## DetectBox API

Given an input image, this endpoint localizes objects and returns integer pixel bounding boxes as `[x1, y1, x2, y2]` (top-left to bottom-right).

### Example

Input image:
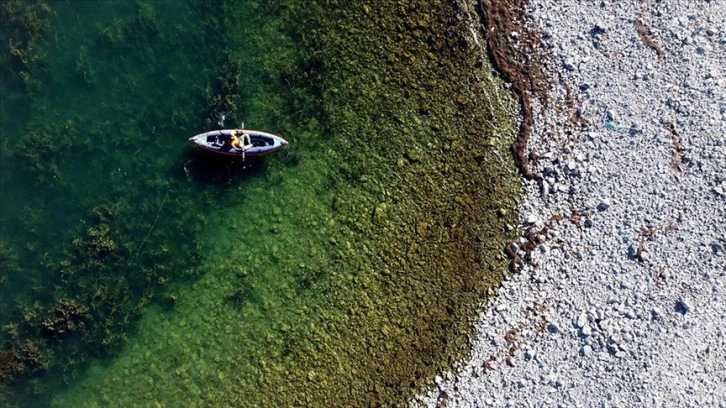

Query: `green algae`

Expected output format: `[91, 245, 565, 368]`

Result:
[2, 0, 521, 407]
[264, 1, 522, 404]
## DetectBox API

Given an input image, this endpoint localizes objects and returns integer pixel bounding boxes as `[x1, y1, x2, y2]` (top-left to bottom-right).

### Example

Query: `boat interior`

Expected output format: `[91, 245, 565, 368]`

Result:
[206, 134, 275, 148]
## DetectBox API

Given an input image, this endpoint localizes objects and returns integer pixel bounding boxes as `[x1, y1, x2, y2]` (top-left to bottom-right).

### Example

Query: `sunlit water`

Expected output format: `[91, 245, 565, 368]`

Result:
[1, 1, 521, 406]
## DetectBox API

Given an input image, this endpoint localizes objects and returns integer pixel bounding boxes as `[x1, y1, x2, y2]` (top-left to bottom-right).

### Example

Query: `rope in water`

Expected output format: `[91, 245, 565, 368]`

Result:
[132, 189, 170, 261]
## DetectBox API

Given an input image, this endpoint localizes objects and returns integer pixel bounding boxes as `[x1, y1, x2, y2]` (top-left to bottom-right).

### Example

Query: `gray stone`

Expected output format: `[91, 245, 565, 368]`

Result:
[564, 57, 576, 71]
[576, 312, 588, 328]
[598, 319, 611, 331]
[593, 21, 608, 33]
[676, 298, 693, 314]
[597, 200, 611, 211]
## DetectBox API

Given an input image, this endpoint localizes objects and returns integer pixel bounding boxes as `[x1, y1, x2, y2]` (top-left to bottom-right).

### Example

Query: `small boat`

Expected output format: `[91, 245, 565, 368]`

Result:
[188, 129, 289, 158]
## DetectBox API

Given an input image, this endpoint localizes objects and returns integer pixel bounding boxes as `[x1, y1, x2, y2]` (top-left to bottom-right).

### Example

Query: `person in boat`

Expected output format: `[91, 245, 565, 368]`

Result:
[229, 130, 253, 151]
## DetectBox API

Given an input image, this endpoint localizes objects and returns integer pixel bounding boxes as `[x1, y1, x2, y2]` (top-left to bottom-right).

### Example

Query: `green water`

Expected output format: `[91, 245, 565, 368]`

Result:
[1, 0, 521, 406]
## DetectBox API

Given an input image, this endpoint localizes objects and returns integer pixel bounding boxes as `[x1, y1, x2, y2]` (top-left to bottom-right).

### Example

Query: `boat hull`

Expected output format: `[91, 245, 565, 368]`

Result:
[188, 129, 288, 157]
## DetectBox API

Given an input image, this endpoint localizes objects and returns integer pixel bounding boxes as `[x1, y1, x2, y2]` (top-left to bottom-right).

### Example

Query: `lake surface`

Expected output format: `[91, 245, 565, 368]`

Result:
[0, 1, 520, 406]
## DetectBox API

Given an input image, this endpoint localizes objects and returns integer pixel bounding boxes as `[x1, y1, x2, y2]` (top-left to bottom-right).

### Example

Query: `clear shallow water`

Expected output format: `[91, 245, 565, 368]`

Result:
[1, 1, 521, 406]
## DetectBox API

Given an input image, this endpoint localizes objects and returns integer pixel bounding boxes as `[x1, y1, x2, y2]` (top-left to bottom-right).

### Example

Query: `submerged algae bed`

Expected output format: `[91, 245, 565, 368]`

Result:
[1, 0, 232, 402]
[1, 0, 520, 406]
[283, 1, 521, 404]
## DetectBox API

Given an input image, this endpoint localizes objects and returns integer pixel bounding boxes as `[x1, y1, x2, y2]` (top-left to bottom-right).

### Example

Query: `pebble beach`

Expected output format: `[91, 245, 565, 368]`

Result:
[416, 0, 725, 406]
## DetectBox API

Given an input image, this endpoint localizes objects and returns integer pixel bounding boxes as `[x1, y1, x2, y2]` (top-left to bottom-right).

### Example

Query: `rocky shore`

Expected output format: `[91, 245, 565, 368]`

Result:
[415, 0, 725, 406]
